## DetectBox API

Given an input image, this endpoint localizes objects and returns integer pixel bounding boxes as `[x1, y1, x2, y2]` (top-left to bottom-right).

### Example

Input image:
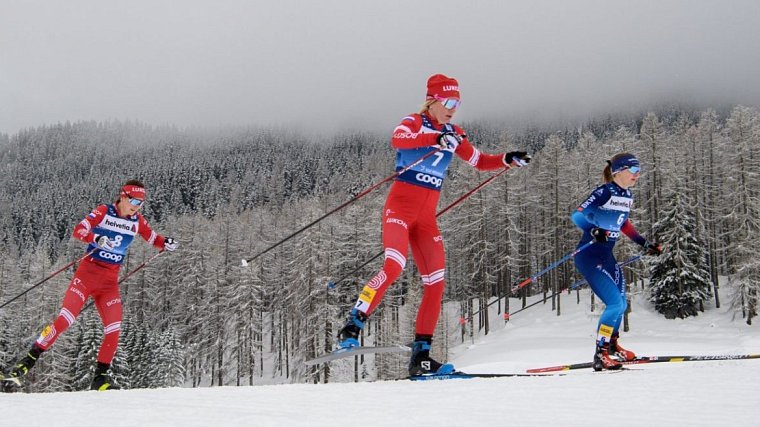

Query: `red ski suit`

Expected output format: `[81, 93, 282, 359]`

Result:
[35, 203, 167, 364]
[352, 113, 509, 335]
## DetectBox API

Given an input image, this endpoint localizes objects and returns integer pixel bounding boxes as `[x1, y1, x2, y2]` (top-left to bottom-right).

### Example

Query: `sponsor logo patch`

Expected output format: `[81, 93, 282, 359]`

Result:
[359, 287, 377, 304]
[40, 325, 53, 338]
[70, 286, 86, 302]
[602, 196, 633, 212]
[386, 217, 408, 229]
[598, 324, 614, 339]
[104, 217, 135, 232]
[99, 251, 123, 262]
[37, 325, 56, 346]
[580, 194, 597, 209]
[393, 132, 421, 139]
[415, 173, 443, 187]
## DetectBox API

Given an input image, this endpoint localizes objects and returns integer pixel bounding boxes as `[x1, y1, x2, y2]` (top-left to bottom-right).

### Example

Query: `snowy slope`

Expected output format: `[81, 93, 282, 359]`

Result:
[2, 288, 759, 427]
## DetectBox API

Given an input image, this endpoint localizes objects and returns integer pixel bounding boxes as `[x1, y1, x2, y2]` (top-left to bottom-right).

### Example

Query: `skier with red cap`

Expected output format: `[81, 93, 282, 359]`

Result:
[3, 179, 177, 390]
[337, 74, 532, 376]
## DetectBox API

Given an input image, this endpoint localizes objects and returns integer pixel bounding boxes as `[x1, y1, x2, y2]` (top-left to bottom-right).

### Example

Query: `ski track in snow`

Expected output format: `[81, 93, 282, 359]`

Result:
[2, 288, 759, 426]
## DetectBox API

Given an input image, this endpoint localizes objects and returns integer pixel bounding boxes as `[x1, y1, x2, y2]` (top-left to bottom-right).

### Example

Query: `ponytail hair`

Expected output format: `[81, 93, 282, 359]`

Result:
[603, 160, 613, 183]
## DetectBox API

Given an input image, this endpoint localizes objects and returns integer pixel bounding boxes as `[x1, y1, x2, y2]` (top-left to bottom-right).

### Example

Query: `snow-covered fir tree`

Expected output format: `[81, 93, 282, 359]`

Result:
[2, 107, 760, 390]
[648, 192, 713, 319]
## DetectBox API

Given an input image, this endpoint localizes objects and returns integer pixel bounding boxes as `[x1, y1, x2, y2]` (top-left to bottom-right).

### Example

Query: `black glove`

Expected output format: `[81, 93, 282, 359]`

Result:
[589, 227, 608, 243]
[164, 237, 178, 252]
[504, 151, 531, 167]
[643, 240, 663, 256]
[437, 132, 462, 152]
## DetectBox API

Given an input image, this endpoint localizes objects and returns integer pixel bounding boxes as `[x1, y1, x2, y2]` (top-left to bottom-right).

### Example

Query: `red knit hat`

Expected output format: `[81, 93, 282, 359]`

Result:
[426, 74, 460, 99]
[121, 185, 146, 200]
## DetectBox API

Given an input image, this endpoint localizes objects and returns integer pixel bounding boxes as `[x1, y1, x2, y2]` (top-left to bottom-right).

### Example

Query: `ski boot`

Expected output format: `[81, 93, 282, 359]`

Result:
[11, 344, 43, 381]
[337, 309, 367, 349]
[90, 362, 120, 391]
[2, 344, 44, 391]
[593, 343, 623, 371]
[610, 332, 636, 361]
[408, 336, 455, 376]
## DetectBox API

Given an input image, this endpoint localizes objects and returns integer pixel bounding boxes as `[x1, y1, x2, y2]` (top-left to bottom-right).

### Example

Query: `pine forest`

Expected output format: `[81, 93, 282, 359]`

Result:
[0, 105, 758, 391]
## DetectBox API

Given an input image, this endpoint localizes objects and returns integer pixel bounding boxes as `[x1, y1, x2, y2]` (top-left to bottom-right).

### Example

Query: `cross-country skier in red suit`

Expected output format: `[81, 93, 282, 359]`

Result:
[5, 180, 178, 390]
[338, 74, 532, 376]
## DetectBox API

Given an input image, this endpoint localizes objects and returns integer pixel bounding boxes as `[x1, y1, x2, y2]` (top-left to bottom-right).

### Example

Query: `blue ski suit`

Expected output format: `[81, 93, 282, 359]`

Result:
[571, 182, 646, 346]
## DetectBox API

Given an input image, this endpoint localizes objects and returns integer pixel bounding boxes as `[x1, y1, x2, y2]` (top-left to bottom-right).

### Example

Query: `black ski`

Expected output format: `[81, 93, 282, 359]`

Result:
[527, 353, 760, 373]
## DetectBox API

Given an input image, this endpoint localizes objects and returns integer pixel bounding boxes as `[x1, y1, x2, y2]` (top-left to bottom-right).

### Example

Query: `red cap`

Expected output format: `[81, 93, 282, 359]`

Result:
[121, 185, 146, 200]
[426, 74, 460, 99]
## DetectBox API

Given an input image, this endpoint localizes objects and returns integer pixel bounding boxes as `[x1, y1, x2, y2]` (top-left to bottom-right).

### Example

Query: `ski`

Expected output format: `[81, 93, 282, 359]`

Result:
[0, 372, 23, 392]
[1, 373, 21, 386]
[409, 371, 559, 381]
[304, 345, 411, 366]
[526, 353, 760, 373]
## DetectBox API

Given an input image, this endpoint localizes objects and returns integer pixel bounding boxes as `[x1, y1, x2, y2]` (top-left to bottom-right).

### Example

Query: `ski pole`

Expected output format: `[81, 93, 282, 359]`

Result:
[505, 254, 643, 318]
[510, 240, 594, 294]
[0, 248, 97, 310]
[565, 254, 642, 291]
[327, 166, 512, 290]
[461, 241, 595, 321]
[436, 166, 510, 217]
[118, 250, 165, 284]
[241, 149, 441, 267]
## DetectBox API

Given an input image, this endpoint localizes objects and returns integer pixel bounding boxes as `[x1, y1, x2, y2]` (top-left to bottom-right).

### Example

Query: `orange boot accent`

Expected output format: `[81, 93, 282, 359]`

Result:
[611, 333, 636, 361]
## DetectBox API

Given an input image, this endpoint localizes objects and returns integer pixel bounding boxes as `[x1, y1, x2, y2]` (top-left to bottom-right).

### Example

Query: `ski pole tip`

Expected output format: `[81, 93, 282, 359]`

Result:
[241, 259, 248, 268]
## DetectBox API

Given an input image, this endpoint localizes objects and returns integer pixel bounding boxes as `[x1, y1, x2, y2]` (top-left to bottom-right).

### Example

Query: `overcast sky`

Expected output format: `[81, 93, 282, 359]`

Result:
[1, 0, 759, 135]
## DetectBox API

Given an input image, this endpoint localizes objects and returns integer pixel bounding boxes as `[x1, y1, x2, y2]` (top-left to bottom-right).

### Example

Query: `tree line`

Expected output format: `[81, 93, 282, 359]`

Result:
[0, 105, 757, 391]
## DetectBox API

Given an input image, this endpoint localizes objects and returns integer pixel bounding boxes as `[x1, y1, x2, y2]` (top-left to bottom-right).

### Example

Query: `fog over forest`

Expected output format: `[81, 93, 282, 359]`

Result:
[2, 0, 759, 392]
[2, 1, 760, 134]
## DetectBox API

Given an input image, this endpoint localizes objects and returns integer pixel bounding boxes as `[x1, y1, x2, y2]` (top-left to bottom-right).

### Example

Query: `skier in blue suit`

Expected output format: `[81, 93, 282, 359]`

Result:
[571, 153, 662, 370]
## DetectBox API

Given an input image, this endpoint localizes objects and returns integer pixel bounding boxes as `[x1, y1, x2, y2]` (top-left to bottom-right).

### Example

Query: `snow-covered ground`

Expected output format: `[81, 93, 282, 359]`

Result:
[2, 287, 759, 427]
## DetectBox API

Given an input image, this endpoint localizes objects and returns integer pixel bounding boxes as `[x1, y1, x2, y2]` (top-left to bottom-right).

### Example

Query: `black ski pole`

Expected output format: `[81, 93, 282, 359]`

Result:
[241, 149, 440, 267]
[0, 248, 97, 310]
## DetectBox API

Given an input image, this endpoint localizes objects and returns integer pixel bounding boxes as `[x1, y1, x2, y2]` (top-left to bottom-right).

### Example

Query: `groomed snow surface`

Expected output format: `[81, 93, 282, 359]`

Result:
[2, 287, 759, 427]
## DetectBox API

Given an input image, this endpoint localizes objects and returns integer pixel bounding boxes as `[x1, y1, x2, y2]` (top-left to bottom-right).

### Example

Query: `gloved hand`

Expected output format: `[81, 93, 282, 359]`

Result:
[643, 240, 663, 256]
[436, 132, 462, 152]
[94, 234, 114, 251]
[164, 237, 178, 252]
[504, 151, 531, 167]
[589, 227, 608, 243]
